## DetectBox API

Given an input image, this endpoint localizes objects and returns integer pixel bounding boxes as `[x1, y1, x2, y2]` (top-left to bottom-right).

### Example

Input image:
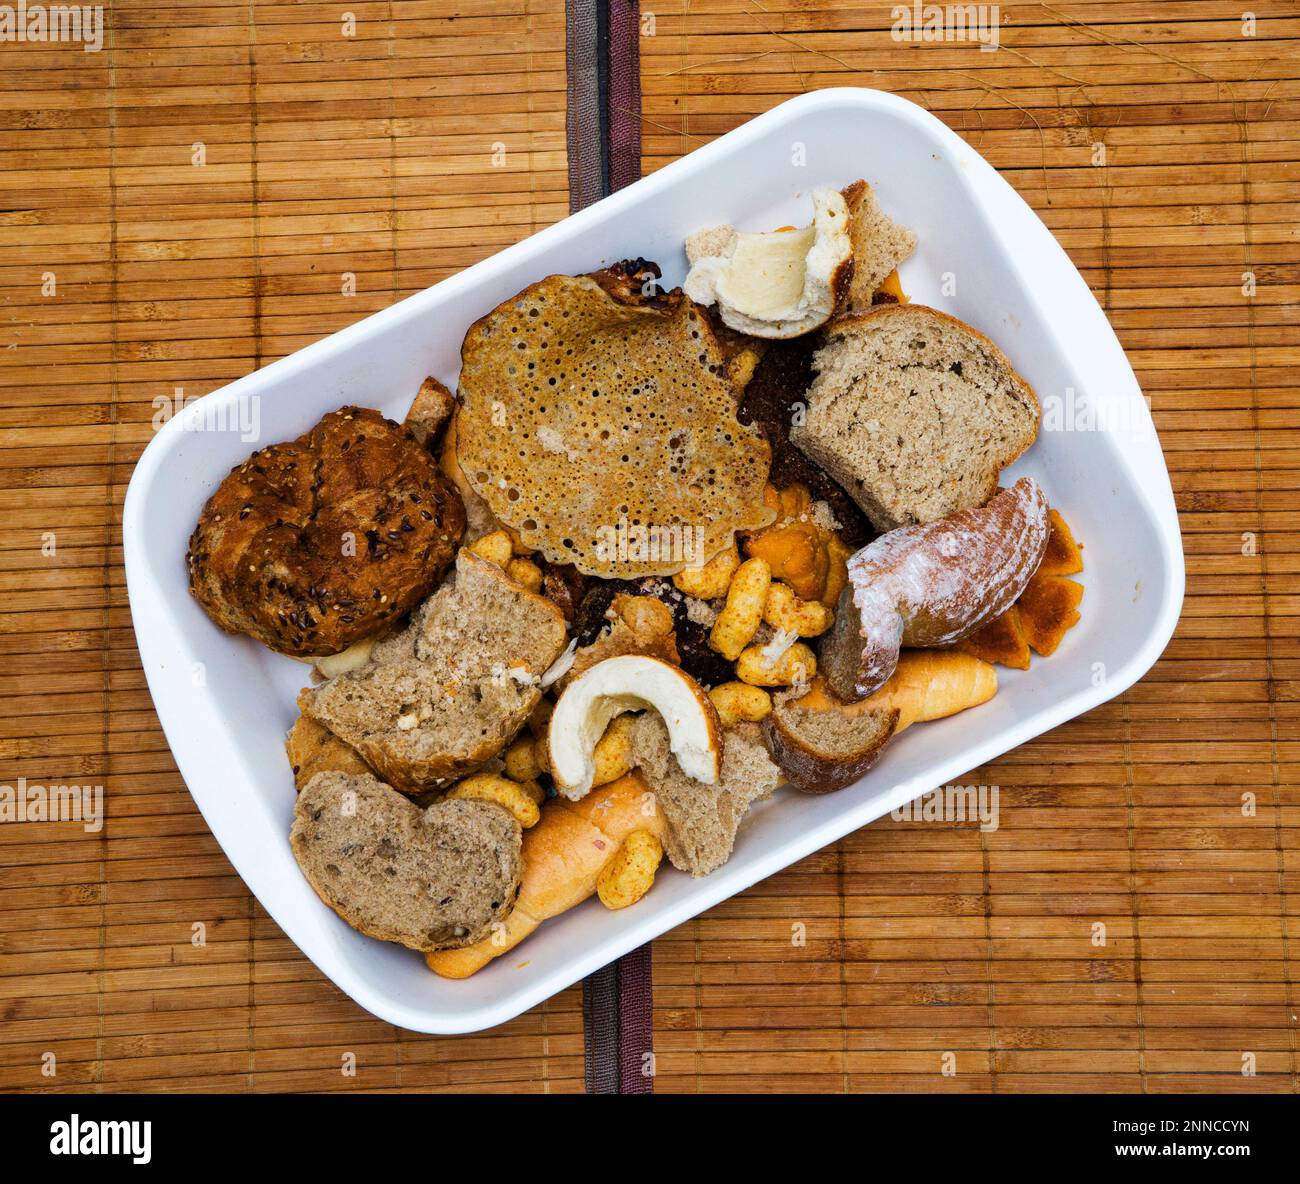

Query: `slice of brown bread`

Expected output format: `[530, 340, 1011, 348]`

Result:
[289, 771, 522, 951]
[302, 550, 568, 793]
[841, 180, 918, 313]
[761, 697, 899, 794]
[630, 715, 781, 876]
[791, 304, 1040, 530]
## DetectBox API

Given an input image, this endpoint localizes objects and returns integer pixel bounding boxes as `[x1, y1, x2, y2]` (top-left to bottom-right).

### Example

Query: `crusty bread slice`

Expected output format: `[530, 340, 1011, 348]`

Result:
[791, 304, 1039, 530]
[290, 771, 522, 952]
[302, 550, 568, 793]
[404, 375, 457, 448]
[840, 179, 918, 313]
[761, 697, 898, 794]
[630, 715, 781, 876]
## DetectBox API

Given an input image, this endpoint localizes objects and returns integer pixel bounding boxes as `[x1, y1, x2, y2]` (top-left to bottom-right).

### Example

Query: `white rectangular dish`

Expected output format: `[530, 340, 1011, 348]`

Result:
[123, 88, 1184, 1035]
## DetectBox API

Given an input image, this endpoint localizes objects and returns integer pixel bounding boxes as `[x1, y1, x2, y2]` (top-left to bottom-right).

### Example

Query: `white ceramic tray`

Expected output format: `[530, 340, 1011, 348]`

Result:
[123, 89, 1184, 1034]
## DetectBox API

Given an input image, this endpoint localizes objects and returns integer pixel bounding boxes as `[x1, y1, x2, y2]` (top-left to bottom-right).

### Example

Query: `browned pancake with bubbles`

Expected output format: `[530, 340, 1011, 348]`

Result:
[455, 268, 773, 578]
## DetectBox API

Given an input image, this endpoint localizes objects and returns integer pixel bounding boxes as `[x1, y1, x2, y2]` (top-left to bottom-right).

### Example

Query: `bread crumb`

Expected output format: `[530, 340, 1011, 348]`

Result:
[684, 597, 718, 627]
[809, 500, 841, 532]
[759, 628, 799, 669]
[492, 662, 539, 688]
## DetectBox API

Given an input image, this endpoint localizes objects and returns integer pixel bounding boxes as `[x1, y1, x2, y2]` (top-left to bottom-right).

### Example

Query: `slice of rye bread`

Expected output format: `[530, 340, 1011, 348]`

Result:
[630, 715, 781, 876]
[840, 179, 918, 313]
[791, 304, 1040, 530]
[761, 696, 899, 794]
[290, 771, 523, 951]
[302, 550, 568, 794]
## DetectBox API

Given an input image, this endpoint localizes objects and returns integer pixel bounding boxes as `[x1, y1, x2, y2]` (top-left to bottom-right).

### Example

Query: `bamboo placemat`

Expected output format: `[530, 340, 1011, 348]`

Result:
[0, 0, 577, 1094]
[1, 1, 1295, 1095]
[642, 1, 1298, 1093]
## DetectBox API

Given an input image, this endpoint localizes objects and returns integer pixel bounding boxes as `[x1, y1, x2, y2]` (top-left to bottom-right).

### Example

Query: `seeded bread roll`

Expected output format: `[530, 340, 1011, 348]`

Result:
[761, 697, 899, 793]
[290, 771, 522, 952]
[186, 406, 466, 656]
[301, 550, 569, 794]
[792, 305, 1039, 530]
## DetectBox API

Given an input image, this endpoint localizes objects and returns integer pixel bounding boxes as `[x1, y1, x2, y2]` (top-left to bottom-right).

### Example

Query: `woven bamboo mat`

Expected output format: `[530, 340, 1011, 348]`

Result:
[1, 1, 1295, 1094]
[0, 0, 578, 1093]
[642, 1, 1298, 1093]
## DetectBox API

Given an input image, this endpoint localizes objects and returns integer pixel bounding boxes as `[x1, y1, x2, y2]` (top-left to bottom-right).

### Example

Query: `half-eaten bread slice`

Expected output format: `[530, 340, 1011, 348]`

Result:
[630, 716, 781, 876]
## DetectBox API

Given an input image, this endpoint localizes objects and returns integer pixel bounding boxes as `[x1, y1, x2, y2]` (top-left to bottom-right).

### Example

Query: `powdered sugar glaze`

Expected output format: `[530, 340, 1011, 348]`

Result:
[844, 477, 1050, 695]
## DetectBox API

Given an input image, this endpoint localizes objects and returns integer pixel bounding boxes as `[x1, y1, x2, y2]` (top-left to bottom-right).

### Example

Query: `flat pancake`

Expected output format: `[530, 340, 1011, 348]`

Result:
[455, 271, 773, 577]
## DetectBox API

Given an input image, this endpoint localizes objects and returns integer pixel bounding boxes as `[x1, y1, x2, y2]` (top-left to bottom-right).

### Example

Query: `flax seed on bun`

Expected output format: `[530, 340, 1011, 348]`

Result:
[186, 406, 466, 657]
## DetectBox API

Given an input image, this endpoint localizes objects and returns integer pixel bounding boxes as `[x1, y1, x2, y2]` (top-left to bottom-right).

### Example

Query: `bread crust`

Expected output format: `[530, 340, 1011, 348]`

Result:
[285, 708, 373, 790]
[548, 654, 723, 800]
[761, 699, 898, 794]
[187, 406, 466, 656]
[821, 477, 1051, 700]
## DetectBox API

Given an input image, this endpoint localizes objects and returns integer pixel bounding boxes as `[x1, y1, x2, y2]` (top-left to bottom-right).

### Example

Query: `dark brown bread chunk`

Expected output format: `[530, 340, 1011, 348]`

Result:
[761, 698, 898, 794]
[290, 771, 522, 952]
[187, 406, 466, 657]
[302, 551, 569, 794]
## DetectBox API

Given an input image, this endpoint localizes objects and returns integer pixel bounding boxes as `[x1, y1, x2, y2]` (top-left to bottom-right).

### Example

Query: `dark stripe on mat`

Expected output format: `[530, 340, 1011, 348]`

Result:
[565, 0, 652, 1096]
